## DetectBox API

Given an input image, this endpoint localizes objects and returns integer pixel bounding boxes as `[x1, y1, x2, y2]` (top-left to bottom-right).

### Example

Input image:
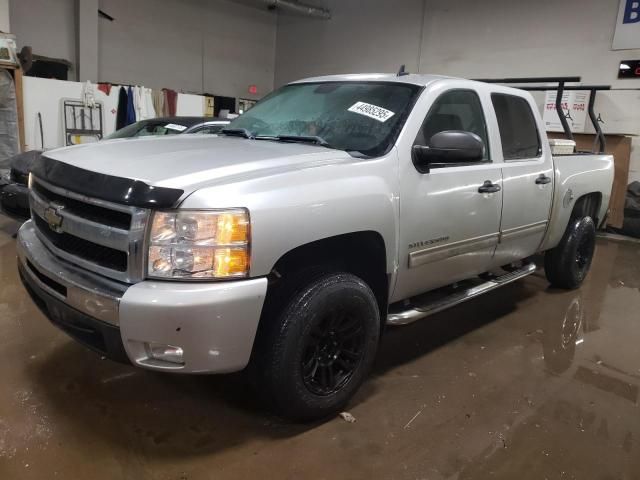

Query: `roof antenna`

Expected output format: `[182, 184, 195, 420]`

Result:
[397, 65, 409, 77]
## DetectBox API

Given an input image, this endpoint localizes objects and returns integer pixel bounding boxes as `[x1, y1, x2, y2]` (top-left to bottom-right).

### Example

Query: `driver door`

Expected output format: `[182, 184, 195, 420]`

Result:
[393, 88, 503, 301]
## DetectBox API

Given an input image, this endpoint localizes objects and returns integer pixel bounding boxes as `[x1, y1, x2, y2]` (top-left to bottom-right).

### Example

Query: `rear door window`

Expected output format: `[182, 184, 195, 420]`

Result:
[491, 93, 541, 160]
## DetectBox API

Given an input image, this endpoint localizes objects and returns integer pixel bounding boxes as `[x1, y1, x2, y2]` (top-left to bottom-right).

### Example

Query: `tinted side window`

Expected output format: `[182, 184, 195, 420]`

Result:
[491, 93, 541, 160]
[415, 90, 490, 161]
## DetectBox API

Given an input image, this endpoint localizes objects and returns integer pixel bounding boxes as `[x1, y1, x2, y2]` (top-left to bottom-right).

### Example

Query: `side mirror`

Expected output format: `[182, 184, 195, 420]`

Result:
[412, 130, 485, 173]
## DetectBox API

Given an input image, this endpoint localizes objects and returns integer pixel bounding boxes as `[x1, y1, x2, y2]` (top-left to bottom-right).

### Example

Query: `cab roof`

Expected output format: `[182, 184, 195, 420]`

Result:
[289, 73, 460, 87]
[288, 73, 536, 101]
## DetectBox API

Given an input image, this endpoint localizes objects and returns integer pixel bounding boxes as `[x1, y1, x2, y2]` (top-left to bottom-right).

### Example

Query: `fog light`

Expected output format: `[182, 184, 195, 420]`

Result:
[146, 342, 184, 365]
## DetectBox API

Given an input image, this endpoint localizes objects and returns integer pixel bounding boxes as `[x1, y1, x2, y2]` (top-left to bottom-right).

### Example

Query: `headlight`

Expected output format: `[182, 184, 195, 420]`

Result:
[147, 209, 250, 279]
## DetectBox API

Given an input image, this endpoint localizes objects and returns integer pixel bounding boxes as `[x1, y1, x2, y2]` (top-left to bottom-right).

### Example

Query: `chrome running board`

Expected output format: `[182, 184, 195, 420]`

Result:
[386, 262, 537, 326]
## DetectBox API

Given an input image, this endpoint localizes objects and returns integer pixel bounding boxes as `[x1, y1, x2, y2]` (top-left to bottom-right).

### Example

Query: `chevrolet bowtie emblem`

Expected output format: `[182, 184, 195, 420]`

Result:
[43, 204, 64, 232]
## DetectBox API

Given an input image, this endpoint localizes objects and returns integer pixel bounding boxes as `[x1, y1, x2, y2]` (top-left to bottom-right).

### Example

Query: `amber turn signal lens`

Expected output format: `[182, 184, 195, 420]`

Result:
[216, 213, 249, 244]
[214, 248, 249, 278]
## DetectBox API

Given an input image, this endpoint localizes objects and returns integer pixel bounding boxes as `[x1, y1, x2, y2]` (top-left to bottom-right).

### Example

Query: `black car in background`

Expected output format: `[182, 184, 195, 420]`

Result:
[0, 116, 230, 222]
[105, 116, 230, 138]
[0, 150, 41, 220]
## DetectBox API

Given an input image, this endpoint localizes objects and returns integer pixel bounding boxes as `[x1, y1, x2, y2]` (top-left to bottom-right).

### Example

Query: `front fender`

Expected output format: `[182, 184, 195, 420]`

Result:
[179, 151, 400, 278]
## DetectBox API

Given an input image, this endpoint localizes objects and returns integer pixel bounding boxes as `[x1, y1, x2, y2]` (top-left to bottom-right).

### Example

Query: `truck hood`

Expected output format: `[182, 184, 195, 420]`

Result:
[43, 135, 354, 192]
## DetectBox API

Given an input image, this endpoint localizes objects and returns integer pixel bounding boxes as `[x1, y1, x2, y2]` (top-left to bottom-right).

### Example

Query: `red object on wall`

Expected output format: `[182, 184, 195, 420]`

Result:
[248, 85, 258, 95]
[163, 89, 178, 116]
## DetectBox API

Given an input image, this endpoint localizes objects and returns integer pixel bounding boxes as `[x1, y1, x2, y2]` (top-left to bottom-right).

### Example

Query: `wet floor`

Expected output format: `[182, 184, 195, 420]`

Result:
[1, 213, 639, 480]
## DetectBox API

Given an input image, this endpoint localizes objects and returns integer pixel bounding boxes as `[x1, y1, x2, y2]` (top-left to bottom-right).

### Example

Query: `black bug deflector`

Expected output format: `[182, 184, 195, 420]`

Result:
[31, 156, 184, 209]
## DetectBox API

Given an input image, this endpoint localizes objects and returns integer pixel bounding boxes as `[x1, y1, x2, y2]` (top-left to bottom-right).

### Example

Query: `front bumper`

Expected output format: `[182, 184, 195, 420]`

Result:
[17, 221, 268, 373]
[0, 182, 30, 221]
[19, 261, 131, 363]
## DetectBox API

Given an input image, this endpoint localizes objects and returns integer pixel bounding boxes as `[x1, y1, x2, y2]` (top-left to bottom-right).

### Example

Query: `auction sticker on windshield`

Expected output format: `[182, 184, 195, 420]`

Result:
[348, 102, 395, 123]
[165, 123, 188, 131]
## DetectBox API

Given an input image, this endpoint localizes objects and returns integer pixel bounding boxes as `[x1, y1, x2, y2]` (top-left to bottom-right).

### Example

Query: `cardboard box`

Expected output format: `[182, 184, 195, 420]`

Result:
[0, 33, 18, 66]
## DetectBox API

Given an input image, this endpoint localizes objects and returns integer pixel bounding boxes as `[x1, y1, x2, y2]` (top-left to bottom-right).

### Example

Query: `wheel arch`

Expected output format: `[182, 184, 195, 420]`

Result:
[542, 190, 605, 251]
[257, 231, 390, 338]
[272, 231, 389, 312]
[571, 192, 603, 224]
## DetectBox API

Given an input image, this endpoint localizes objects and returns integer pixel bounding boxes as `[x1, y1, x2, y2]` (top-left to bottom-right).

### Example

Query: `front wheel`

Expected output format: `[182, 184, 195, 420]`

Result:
[545, 216, 596, 289]
[251, 272, 380, 421]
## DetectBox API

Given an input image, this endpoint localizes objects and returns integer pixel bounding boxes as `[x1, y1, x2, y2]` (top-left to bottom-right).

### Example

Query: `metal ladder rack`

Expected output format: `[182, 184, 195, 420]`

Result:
[472, 76, 610, 154]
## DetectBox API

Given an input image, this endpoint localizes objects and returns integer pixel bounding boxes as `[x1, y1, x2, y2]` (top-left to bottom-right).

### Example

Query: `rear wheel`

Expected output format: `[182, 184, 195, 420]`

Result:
[545, 216, 596, 289]
[251, 272, 380, 421]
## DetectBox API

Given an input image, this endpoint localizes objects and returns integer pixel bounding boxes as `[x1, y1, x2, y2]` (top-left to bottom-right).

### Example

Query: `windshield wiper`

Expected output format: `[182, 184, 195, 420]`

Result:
[255, 134, 335, 148]
[254, 134, 368, 157]
[275, 135, 330, 146]
[220, 128, 254, 139]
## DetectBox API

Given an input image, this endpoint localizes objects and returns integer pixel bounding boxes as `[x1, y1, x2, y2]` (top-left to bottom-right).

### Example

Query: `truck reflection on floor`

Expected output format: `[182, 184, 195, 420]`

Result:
[458, 240, 640, 479]
[542, 293, 583, 375]
[541, 254, 639, 404]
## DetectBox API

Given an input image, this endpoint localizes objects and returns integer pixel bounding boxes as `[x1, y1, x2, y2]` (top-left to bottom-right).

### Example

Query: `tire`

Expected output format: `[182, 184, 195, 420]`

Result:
[251, 272, 380, 421]
[545, 216, 596, 289]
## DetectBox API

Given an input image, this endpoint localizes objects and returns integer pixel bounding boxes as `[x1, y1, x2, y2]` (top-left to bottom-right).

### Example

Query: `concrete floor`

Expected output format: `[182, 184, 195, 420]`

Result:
[1, 214, 639, 480]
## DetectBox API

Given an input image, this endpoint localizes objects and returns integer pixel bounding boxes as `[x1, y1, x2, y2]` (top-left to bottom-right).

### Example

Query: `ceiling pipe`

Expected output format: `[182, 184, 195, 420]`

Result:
[260, 0, 331, 19]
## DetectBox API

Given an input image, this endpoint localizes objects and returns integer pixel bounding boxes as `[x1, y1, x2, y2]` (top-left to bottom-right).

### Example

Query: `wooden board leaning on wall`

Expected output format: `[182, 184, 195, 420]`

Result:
[0, 61, 25, 152]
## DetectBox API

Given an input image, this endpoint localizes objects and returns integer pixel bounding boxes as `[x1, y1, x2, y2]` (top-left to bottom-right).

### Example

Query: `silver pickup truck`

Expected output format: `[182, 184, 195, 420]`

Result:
[16, 74, 613, 420]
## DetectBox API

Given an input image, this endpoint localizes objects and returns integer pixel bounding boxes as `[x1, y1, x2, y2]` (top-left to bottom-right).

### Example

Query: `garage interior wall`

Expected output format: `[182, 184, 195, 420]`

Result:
[274, 0, 426, 87]
[98, 0, 275, 99]
[9, 0, 276, 99]
[419, 0, 640, 87]
[0, 0, 10, 32]
[275, 0, 640, 87]
[9, 0, 76, 76]
[275, 0, 640, 181]
[6, 0, 640, 180]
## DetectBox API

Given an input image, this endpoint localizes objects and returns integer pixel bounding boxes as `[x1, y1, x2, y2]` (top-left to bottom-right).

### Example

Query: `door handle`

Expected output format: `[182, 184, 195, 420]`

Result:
[478, 180, 501, 194]
[535, 174, 552, 185]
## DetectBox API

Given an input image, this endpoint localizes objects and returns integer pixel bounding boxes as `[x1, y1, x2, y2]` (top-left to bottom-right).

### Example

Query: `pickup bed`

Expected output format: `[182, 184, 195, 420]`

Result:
[16, 73, 613, 420]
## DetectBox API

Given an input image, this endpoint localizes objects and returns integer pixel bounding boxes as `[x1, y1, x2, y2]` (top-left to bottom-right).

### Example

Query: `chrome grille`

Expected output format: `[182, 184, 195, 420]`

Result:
[32, 181, 132, 229]
[29, 176, 150, 283]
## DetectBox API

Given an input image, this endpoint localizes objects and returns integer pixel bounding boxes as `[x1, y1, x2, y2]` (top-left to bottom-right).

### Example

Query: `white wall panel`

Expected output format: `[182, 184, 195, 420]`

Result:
[176, 93, 203, 116]
[22, 77, 209, 151]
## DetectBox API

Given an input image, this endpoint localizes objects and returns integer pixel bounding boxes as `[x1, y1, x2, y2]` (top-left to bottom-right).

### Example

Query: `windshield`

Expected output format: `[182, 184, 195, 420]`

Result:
[106, 120, 189, 139]
[227, 82, 421, 157]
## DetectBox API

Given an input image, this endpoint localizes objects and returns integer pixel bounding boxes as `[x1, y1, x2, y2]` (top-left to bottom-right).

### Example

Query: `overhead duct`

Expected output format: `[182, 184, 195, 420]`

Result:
[260, 0, 331, 19]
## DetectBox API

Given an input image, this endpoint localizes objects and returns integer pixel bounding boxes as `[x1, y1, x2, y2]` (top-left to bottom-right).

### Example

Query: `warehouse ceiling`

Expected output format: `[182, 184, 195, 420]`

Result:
[232, 0, 331, 19]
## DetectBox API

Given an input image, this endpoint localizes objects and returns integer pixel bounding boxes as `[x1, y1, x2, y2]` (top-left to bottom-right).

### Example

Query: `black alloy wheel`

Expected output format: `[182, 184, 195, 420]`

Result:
[301, 308, 366, 396]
